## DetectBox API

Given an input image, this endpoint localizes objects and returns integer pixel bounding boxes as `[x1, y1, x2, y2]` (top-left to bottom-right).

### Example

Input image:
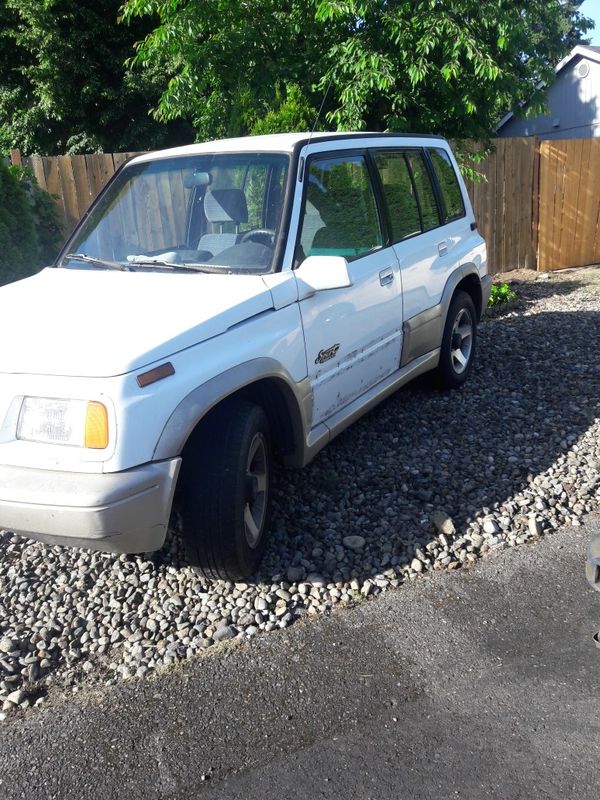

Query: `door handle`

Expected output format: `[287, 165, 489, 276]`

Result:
[379, 268, 394, 286]
[438, 241, 449, 256]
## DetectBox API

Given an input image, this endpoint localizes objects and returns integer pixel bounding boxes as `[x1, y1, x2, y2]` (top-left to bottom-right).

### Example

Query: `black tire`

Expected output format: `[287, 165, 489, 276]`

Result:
[435, 290, 477, 389]
[180, 401, 272, 581]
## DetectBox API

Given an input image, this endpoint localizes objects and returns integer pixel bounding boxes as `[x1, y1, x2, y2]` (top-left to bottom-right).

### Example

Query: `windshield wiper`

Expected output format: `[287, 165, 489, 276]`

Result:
[181, 262, 233, 274]
[126, 258, 229, 274]
[63, 253, 130, 272]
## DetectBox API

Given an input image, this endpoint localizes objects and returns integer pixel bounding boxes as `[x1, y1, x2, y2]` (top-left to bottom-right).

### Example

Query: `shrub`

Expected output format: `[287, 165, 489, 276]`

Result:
[23, 169, 63, 267]
[489, 282, 517, 307]
[0, 160, 39, 285]
[0, 162, 61, 286]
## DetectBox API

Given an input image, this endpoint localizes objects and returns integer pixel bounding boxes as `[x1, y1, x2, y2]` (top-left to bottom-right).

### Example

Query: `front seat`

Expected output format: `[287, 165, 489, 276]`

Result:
[198, 188, 248, 256]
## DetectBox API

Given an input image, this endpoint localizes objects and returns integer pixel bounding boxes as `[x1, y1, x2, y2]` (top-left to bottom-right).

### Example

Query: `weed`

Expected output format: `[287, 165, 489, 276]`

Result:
[489, 282, 517, 307]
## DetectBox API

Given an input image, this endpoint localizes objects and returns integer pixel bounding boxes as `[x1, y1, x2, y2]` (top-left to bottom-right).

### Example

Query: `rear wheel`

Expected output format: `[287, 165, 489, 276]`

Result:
[180, 401, 272, 581]
[435, 290, 477, 389]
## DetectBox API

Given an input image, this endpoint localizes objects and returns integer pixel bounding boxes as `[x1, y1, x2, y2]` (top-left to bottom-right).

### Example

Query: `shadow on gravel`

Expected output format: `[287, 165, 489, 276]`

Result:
[258, 306, 600, 585]
[509, 276, 586, 300]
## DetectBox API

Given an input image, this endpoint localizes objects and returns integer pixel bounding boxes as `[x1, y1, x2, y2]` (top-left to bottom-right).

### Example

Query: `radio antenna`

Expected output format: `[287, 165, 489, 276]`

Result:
[299, 77, 333, 182]
[307, 76, 333, 147]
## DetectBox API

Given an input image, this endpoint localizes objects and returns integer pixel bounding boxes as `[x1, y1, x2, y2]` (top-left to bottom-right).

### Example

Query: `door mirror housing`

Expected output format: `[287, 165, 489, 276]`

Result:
[295, 255, 352, 299]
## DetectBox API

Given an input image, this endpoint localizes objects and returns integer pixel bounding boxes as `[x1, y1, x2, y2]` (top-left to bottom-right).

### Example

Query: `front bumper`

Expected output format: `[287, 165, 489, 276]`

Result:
[586, 534, 600, 592]
[0, 458, 181, 553]
[480, 274, 493, 316]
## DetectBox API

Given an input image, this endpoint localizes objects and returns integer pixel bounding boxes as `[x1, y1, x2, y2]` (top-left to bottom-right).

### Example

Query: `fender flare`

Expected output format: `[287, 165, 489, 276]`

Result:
[440, 263, 482, 318]
[152, 357, 312, 463]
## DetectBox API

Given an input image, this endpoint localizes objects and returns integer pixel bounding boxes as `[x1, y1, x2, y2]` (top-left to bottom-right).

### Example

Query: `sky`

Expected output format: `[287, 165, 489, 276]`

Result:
[579, 0, 600, 44]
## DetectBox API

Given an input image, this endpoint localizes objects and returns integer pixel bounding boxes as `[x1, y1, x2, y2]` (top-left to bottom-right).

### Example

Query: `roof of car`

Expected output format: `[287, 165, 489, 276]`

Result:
[130, 131, 447, 163]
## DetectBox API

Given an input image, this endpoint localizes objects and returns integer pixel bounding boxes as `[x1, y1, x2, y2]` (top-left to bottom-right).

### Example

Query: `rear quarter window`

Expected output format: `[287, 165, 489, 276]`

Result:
[429, 148, 465, 222]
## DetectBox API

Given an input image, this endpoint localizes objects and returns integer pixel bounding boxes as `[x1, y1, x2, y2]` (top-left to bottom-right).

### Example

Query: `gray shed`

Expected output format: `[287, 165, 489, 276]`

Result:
[497, 45, 600, 139]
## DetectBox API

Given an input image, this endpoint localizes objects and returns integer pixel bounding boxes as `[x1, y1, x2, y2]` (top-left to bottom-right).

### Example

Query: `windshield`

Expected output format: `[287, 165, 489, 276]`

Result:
[60, 152, 290, 274]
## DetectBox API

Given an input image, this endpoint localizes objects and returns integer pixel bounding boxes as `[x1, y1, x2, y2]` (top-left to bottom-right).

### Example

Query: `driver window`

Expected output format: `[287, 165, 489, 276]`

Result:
[298, 155, 383, 260]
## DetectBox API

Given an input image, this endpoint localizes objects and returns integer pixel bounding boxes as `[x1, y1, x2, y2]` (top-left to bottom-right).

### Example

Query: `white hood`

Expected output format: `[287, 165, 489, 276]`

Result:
[0, 267, 275, 377]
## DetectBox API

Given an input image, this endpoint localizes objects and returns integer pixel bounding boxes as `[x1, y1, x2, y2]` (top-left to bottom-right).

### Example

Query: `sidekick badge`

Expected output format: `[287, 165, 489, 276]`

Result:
[315, 344, 340, 365]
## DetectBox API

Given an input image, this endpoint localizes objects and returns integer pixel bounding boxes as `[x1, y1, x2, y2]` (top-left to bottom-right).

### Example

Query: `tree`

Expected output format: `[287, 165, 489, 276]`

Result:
[122, 0, 592, 141]
[315, 0, 594, 139]
[0, 0, 193, 155]
[121, 0, 342, 141]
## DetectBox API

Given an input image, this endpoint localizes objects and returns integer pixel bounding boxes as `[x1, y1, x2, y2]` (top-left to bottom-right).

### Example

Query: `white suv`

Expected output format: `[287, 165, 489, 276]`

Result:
[0, 132, 490, 579]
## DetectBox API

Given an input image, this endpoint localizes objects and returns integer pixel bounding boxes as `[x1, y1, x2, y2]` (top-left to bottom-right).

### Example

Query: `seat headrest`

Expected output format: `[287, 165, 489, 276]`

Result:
[204, 188, 248, 224]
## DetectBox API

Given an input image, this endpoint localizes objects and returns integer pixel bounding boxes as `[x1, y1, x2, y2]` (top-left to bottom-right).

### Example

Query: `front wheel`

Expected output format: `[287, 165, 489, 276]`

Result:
[180, 401, 272, 581]
[435, 290, 477, 389]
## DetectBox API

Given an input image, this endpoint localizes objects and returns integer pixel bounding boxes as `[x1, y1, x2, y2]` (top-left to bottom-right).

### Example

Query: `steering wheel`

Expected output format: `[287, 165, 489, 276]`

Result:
[240, 228, 276, 247]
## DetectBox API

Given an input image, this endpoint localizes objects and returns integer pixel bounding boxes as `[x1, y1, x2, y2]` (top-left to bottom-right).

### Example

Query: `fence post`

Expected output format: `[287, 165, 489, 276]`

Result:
[10, 149, 22, 167]
[531, 137, 541, 272]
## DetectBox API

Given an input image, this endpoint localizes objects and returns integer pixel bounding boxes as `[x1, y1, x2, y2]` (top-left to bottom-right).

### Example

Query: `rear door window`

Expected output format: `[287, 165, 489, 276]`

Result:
[373, 151, 421, 242]
[428, 148, 465, 222]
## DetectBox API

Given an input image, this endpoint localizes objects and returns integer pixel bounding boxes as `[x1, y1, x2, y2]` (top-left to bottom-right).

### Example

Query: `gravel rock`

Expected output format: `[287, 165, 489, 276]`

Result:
[213, 626, 236, 643]
[6, 689, 25, 706]
[430, 511, 456, 537]
[483, 519, 501, 535]
[1, 271, 600, 704]
[528, 517, 544, 537]
[342, 536, 366, 552]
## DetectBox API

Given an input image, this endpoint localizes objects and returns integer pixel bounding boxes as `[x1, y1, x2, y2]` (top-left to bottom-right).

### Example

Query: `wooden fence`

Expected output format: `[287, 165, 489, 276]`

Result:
[10, 138, 600, 273]
[462, 138, 538, 273]
[537, 138, 600, 271]
[10, 149, 142, 236]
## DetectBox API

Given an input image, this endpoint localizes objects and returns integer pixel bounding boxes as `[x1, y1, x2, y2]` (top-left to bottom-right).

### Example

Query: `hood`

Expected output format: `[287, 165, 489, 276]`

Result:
[0, 267, 275, 377]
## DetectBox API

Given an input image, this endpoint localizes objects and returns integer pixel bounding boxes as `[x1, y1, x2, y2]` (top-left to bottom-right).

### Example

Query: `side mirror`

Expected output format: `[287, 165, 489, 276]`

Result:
[295, 255, 352, 300]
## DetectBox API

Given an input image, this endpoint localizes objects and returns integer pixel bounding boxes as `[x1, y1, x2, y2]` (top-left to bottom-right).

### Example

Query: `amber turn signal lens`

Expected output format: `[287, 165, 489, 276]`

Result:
[136, 361, 175, 388]
[85, 401, 109, 449]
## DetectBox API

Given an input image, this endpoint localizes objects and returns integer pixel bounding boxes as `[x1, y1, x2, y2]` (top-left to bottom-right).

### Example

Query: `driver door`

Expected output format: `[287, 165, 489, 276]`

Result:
[296, 152, 403, 426]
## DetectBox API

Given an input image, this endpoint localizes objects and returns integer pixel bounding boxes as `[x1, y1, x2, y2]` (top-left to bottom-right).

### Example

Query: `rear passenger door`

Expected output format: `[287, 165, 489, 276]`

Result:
[426, 145, 472, 279]
[372, 148, 465, 323]
[296, 152, 403, 426]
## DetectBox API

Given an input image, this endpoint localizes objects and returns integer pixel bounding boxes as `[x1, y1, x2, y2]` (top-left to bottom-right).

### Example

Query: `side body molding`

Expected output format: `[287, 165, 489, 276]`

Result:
[152, 357, 313, 465]
[401, 263, 482, 366]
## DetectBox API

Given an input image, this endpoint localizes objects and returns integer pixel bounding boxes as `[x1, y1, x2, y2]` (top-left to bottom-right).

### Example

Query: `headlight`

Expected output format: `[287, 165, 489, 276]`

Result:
[16, 397, 109, 449]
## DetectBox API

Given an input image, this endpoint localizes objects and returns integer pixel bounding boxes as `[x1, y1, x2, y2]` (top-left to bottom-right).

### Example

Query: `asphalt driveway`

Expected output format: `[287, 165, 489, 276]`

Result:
[0, 513, 598, 800]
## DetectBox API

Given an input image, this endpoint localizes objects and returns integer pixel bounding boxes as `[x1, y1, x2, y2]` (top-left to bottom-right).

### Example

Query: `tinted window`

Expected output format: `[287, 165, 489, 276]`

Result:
[429, 148, 465, 222]
[299, 155, 383, 260]
[374, 151, 421, 242]
[405, 151, 439, 231]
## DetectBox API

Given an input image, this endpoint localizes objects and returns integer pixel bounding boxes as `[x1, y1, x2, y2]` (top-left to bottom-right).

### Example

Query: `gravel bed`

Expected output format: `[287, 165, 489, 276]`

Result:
[1, 269, 599, 715]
